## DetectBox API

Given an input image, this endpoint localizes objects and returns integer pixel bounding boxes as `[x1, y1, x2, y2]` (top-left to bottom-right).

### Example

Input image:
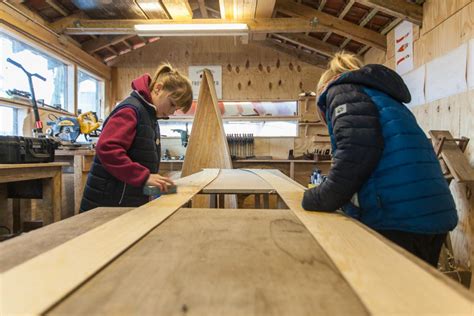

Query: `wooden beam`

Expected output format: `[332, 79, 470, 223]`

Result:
[135, 0, 170, 19]
[219, 0, 233, 19]
[322, 0, 354, 44]
[318, 0, 326, 11]
[81, 34, 136, 53]
[272, 33, 340, 57]
[247, 169, 474, 316]
[260, 38, 328, 67]
[106, 36, 160, 65]
[160, 0, 193, 19]
[44, 0, 69, 16]
[253, 0, 276, 40]
[381, 17, 402, 35]
[355, 0, 422, 25]
[359, 8, 378, 27]
[0, 169, 220, 315]
[338, 0, 354, 19]
[275, 0, 386, 50]
[197, 0, 208, 18]
[106, 46, 118, 55]
[0, 4, 110, 80]
[62, 18, 318, 35]
[48, 11, 88, 33]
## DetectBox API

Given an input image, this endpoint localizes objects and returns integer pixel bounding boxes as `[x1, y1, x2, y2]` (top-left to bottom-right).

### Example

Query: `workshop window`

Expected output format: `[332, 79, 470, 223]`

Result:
[78, 69, 105, 119]
[0, 31, 72, 112]
[163, 100, 299, 137]
[0, 105, 18, 135]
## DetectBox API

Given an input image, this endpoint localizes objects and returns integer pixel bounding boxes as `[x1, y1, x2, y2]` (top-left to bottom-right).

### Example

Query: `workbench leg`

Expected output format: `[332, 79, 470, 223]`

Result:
[263, 194, 270, 209]
[218, 194, 225, 208]
[12, 199, 21, 233]
[43, 172, 62, 225]
[277, 195, 286, 209]
[209, 194, 217, 208]
[73, 155, 85, 215]
[0, 183, 10, 231]
[290, 162, 295, 179]
[255, 194, 261, 209]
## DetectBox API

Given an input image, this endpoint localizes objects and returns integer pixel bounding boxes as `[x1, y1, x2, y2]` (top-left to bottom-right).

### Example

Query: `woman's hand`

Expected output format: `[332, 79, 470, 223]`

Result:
[145, 174, 175, 192]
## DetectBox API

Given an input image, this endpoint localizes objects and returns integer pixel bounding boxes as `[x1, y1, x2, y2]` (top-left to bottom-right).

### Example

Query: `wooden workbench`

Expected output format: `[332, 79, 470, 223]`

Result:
[55, 149, 95, 216]
[1, 169, 472, 315]
[161, 159, 332, 186]
[202, 169, 276, 208]
[0, 162, 67, 230]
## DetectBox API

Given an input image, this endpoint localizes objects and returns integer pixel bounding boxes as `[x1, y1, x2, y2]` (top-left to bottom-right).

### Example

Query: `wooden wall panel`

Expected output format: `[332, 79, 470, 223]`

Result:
[422, 0, 471, 35]
[110, 37, 324, 103]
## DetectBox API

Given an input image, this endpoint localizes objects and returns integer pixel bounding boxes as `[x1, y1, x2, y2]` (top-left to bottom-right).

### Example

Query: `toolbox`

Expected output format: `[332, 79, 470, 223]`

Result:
[0, 136, 57, 164]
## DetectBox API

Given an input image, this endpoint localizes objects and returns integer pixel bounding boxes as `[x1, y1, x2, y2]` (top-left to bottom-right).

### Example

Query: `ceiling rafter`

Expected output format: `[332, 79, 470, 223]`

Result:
[275, 0, 386, 50]
[355, 0, 422, 25]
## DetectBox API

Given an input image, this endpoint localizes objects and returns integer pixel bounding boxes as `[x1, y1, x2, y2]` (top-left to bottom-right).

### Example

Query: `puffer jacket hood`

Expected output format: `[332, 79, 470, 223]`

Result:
[318, 64, 411, 113]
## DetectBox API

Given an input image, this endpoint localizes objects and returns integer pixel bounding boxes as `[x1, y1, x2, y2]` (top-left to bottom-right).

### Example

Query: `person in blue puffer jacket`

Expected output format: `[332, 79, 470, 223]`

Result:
[302, 52, 458, 267]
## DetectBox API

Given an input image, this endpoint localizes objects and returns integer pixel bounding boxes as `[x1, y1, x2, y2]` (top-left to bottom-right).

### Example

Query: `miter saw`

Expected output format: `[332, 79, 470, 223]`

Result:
[47, 111, 101, 144]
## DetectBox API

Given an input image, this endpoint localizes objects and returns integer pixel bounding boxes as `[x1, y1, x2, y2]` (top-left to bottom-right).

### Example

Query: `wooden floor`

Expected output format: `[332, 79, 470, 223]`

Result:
[50, 208, 368, 315]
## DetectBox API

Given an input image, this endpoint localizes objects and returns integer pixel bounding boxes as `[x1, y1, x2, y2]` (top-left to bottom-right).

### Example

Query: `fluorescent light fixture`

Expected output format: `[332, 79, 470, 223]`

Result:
[134, 23, 248, 36]
[137, 3, 163, 11]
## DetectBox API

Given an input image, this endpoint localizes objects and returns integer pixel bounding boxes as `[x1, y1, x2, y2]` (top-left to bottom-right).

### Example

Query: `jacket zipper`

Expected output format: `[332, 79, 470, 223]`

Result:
[118, 183, 126, 205]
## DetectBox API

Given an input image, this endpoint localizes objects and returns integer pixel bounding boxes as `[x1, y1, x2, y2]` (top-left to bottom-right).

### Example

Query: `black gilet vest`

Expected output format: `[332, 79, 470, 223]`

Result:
[80, 91, 160, 212]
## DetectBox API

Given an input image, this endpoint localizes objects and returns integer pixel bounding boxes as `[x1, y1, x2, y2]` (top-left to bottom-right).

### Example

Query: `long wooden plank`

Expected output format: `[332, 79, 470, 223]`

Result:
[246, 169, 474, 315]
[275, 0, 387, 50]
[202, 169, 274, 194]
[49, 208, 369, 315]
[0, 169, 220, 315]
[430, 130, 474, 183]
[0, 207, 133, 273]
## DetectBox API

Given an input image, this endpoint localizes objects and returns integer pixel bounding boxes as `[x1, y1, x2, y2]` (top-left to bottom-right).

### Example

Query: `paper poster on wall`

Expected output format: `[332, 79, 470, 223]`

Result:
[468, 39, 474, 89]
[189, 66, 222, 100]
[425, 43, 468, 103]
[394, 21, 414, 75]
[401, 65, 425, 108]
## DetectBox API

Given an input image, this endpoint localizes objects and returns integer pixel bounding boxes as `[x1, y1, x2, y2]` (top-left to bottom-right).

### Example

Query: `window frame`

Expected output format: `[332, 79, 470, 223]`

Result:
[162, 99, 300, 138]
[77, 67, 106, 119]
[0, 26, 75, 114]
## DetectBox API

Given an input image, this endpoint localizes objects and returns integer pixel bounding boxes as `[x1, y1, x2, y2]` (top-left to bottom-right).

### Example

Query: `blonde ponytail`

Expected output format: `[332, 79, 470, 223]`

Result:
[149, 63, 193, 113]
[317, 52, 363, 95]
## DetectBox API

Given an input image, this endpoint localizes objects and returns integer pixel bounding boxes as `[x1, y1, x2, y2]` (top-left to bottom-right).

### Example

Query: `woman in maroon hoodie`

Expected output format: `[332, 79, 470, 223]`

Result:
[80, 64, 192, 212]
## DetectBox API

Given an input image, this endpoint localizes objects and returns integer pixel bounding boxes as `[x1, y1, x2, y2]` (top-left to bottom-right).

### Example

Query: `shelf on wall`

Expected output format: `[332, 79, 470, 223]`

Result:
[166, 115, 300, 122]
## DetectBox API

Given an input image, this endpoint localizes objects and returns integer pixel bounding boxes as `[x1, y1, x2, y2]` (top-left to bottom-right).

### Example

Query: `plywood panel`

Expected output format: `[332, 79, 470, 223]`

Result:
[422, 0, 471, 35]
[364, 47, 387, 65]
[110, 37, 324, 101]
[182, 70, 233, 177]
[181, 70, 236, 207]
[415, 3, 473, 66]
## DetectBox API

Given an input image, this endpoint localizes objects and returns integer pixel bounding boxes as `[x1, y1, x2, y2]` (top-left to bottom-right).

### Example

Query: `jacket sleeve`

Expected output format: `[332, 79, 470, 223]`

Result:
[96, 107, 151, 187]
[302, 84, 384, 211]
